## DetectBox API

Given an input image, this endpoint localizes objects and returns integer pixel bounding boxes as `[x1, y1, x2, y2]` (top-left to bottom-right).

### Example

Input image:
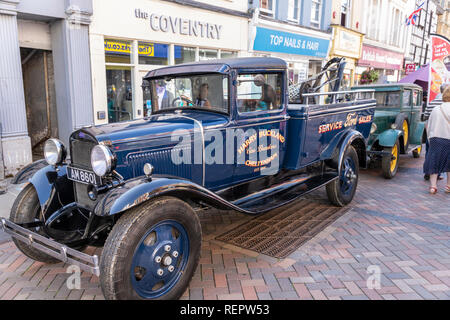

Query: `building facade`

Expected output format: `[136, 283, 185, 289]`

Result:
[436, 0, 450, 38]
[248, 0, 333, 85]
[0, 0, 94, 179]
[328, 0, 364, 88]
[89, 0, 250, 126]
[357, 0, 413, 83]
[406, 0, 442, 68]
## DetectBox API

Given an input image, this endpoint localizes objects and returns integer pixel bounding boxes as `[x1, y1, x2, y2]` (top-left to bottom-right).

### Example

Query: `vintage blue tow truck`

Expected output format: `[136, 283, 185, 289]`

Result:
[2, 57, 375, 300]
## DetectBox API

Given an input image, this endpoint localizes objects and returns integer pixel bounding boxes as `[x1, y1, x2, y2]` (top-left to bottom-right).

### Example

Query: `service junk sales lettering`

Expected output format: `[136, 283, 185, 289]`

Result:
[135, 8, 223, 40]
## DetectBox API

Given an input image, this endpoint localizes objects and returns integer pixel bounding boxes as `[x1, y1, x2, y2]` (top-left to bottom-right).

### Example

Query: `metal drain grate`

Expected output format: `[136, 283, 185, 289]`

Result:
[216, 200, 350, 259]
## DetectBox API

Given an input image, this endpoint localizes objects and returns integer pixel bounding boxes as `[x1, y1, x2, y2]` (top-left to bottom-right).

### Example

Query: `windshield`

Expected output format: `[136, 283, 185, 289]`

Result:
[374, 91, 401, 108]
[149, 74, 229, 114]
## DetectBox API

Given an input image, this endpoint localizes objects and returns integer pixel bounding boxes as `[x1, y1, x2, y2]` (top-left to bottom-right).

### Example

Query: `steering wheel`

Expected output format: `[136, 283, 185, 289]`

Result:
[172, 96, 193, 107]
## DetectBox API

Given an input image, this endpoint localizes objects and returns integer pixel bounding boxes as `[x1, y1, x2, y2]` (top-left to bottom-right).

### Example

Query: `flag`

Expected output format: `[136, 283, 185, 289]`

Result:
[405, 2, 424, 26]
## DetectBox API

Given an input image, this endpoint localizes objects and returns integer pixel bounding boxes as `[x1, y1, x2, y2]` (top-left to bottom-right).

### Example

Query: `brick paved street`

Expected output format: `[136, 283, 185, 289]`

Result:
[0, 153, 449, 300]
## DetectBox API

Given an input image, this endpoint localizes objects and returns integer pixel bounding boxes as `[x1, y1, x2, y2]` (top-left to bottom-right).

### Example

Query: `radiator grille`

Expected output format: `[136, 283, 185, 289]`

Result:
[70, 138, 97, 210]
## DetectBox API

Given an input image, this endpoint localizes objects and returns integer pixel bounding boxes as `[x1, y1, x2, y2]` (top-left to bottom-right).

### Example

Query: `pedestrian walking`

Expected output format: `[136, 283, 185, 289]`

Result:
[423, 86, 450, 194]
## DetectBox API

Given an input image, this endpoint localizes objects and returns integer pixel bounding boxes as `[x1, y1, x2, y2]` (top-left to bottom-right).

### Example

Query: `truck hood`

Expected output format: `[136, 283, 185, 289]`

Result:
[80, 111, 229, 149]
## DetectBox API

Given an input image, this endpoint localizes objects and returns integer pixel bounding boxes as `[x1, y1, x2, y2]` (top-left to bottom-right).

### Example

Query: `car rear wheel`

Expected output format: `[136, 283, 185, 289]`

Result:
[412, 145, 422, 158]
[9, 184, 59, 264]
[382, 140, 400, 179]
[99, 197, 201, 300]
[326, 146, 359, 207]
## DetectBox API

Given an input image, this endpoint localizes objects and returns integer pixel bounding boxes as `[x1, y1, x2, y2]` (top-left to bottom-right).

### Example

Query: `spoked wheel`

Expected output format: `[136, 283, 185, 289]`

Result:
[100, 197, 201, 300]
[326, 146, 359, 207]
[131, 220, 189, 299]
[382, 140, 400, 179]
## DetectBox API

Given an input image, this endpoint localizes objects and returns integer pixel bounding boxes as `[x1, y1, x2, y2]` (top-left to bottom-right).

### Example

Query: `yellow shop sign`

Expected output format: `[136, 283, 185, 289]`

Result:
[104, 40, 155, 57]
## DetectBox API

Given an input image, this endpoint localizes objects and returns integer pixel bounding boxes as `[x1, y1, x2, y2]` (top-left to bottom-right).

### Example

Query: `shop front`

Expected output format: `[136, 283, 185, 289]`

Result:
[89, 0, 249, 125]
[249, 17, 331, 85]
[328, 25, 363, 88]
[357, 44, 404, 84]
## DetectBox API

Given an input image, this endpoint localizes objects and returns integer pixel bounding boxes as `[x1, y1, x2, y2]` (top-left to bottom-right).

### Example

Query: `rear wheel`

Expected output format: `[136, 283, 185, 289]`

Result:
[99, 197, 201, 300]
[412, 145, 422, 158]
[9, 184, 59, 263]
[326, 146, 359, 207]
[382, 140, 400, 179]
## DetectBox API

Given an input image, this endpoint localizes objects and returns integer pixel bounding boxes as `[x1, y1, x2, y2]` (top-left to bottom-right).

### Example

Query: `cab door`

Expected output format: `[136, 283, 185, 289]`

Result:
[231, 71, 288, 185]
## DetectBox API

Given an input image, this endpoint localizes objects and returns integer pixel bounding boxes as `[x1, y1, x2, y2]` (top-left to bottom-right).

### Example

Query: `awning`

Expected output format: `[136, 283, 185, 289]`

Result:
[399, 64, 429, 91]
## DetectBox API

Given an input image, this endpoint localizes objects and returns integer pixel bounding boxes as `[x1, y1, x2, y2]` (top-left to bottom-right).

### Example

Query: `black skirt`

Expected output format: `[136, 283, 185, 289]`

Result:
[423, 137, 450, 175]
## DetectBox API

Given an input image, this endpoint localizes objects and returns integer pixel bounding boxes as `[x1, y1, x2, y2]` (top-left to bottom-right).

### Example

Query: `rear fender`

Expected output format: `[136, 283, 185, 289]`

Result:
[378, 129, 403, 148]
[410, 122, 426, 145]
[321, 129, 367, 172]
[94, 177, 239, 217]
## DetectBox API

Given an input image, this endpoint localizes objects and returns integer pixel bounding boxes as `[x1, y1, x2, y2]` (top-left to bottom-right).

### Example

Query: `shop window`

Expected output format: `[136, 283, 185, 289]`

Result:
[199, 49, 218, 61]
[106, 67, 133, 123]
[105, 39, 132, 64]
[288, 0, 300, 22]
[237, 73, 282, 113]
[311, 0, 322, 28]
[260, 0, 276, 16]
[175, 46, 196, 64]
[221, 51, 237, 59]
[138, 42, 169, 65]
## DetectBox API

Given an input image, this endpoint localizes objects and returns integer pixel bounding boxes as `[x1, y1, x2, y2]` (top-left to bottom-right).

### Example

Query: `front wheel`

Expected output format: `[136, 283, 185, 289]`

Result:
[381, 140, 400, 179]
[326, 146, 359, 207]
[9, 184, 59, 263]
[99, 197, 202, 300]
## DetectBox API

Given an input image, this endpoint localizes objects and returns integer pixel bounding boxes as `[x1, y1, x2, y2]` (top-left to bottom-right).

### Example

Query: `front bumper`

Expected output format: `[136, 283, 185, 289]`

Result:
[1, 218, 100, 276]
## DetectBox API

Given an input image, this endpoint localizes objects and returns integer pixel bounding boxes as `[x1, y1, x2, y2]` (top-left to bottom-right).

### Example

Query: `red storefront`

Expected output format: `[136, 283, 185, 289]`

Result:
[357, 44, 404, 83]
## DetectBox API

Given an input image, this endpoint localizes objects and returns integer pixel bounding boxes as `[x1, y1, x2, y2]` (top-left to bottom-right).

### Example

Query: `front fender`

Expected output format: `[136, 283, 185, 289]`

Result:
[22, 164, 74, 216]
[11, 159, 47, 185]
[94, 177, 240, 217]
[377, 129, 403, 148]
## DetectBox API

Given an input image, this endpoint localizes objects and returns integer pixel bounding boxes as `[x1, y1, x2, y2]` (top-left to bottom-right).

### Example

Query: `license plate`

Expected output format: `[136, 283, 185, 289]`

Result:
[67, 167, 102, 186]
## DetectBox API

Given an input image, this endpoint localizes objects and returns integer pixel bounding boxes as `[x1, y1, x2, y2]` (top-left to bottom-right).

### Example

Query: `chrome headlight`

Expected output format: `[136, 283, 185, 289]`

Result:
[391, 124, 397, 130]
[44, 139, 66, 166]
[370, 123, 378, 134]
[91, 145, 114, 177]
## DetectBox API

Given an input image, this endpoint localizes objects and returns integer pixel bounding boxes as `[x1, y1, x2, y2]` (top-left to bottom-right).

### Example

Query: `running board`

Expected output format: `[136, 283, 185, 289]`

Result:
[1, 218, 100, 276]
[231, 174, 338, 213]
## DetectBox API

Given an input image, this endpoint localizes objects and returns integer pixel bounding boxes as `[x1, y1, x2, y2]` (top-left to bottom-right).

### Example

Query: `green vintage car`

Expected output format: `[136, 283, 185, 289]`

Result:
[352, 84, 426, 179]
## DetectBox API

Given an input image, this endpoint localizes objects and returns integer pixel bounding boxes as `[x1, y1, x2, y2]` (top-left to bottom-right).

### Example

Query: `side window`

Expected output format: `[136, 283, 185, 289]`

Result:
[237, 73, 282, 113]
[403, 90, 412, 107]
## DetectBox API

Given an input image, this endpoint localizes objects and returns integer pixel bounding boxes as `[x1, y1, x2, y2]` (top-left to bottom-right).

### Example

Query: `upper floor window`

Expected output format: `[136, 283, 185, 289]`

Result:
[260, 0, 276, 16]
[311, 0, 322, 28]
[341, 0, 350, 27]
[367, 0, 379, 40]
[288, 0, 301, 22]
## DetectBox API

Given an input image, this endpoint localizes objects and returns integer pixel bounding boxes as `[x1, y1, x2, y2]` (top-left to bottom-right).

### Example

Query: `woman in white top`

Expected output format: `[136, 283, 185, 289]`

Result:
[423, 86, 450, 194]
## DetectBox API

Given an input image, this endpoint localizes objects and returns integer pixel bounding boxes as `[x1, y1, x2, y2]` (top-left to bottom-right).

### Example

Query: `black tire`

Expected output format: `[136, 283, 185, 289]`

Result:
[326, 146, 359, 207]
[381, 140, 400, 179]
[99, 197, 202, 300]
[9, 184, 59, 263]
